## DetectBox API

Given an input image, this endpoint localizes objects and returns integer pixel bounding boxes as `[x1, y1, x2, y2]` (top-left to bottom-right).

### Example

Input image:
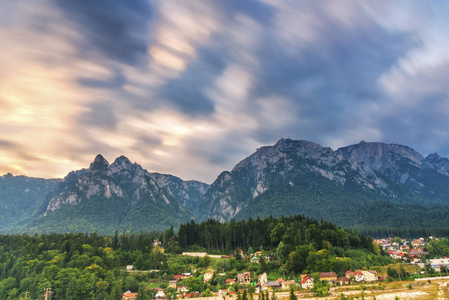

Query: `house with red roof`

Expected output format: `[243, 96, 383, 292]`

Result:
[353, 271, 364, 282]
[300, 275, 313, 289]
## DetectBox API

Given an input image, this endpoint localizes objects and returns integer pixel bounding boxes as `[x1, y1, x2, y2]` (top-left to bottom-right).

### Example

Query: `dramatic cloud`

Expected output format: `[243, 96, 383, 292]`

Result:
[1, 0, 449, 183]
[55, 0, 152, 66]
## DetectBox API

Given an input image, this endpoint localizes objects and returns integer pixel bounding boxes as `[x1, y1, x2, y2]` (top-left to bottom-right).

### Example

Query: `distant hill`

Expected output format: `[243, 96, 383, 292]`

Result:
[2, 138, 449, 234]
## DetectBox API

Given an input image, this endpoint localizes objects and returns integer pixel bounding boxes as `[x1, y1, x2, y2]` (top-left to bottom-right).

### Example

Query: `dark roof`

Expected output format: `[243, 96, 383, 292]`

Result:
[265, 281, 281, 287]
[320, 272, 337, 278]
[336, 277, 350, 282]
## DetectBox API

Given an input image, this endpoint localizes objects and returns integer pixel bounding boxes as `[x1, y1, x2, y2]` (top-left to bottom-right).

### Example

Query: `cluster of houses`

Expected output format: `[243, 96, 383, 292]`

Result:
[374, 237, 431, 263]
[298, 270, 378, 290]
[121, 268, 380, 300]
[254, 270, 379, 293]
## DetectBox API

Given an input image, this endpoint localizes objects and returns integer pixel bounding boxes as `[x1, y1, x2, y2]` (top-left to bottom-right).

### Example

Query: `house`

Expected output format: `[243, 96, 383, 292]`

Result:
[173, 275, 182, 281]
[353, 271, 364, 282]
[282, 280, 295, 290]
[409, 250, 429, 257]
[181, 273, 191, 280]
[429, 258, 449, 271]
[122, 291, 138, 300]
[276, 278, 285, 284]
[265, 281, 282, 290]
[155, 290, 165, 299]
[238, 272, 251, 285]
[400, 245, 410, 252]
[225, 278, 236, 285]
[153, 239, 162, 247]
[362, 271, 378, 282]
[177, 286, 188, 293]
[301, 276, 314, 289]
[345, 271, 354, 279]
[258, 272, 267, 284]
[319, 272, 338, 284]
[126, 265, 133, 271]
[336, 277, 350, 285]
[252, 251, 270, 263]
[204, 271, 214, 283]
[168, 280, 177, 289]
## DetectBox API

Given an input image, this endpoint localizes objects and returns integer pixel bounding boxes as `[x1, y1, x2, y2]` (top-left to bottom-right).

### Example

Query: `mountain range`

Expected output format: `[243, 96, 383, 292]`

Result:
[2, 138, 449, 234]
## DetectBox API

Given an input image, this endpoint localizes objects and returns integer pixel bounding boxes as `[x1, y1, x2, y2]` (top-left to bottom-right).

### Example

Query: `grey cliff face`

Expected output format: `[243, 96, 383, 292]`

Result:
[202, 139, 395, 222]
[3, 138, 449, 234]
[45, 155, 208, 217]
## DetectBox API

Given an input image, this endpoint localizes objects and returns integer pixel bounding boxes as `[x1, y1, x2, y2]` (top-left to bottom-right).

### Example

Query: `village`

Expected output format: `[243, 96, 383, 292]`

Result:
[120, 240, 393, 300]
[374, 237, 449, 273]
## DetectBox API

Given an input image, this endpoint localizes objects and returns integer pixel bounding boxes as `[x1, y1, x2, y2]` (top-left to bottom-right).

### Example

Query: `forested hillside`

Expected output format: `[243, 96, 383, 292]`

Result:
[0, 214, 392, 299]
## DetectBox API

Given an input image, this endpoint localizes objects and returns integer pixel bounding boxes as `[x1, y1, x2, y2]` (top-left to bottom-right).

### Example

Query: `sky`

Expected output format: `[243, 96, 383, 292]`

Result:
[1, 1, 449, 183]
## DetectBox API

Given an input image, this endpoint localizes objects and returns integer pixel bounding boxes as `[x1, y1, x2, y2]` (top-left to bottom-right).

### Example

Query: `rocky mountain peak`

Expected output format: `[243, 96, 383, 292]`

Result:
[109, 156, 145, 177]
[111, 155, 133, 170]
[274, 138, 324, 153]
[89, 154, 110, 172]
[425, 153, 442, 163]
[424, 153, 449, 177]
[336, 141, 424, 171]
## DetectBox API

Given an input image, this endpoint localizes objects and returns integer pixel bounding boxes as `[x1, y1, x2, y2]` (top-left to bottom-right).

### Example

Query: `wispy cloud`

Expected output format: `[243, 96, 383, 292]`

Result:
[1, 0, 449, 183]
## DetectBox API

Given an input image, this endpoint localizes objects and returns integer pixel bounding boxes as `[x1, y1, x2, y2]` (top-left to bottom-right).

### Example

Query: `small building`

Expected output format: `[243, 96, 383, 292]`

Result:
[173, 275, 182, 281]
[126, 265, 133, 271]
[276, 278, 285, 284]
[225, 278, 236, 285]
[122, 291, 138, 300]
[258, 272, 267, 284]
[204, 271, 214, 283]
[345, 271, 354, 279]
[282, 280, 295, 290]
[181, 273, 191, 280]
[155, 290, 165, 299]
[238, 272, 251, 285]
[319, 272, 338, 284]
[265, 281, 281, 290]
[168, 280, 177, 289]
[336, 277, 350, 285]
[353, 271, 364, 282]
[177, 286, 188, 293]
[301, 276, 314, 289]
[362, 271, 378, 282]
[429, 258, 449, 271]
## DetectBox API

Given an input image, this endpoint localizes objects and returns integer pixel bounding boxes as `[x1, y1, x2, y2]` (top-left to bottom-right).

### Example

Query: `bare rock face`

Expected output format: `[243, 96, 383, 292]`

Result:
[5, 137, 449, 233]
[43, 154, 209, 231]
[200, 139, 449, 223]
[200, 139, 396, 222]
[89, 154, 110, 172]
[336, 141, 424, 172]
[424, 153, 449, 177]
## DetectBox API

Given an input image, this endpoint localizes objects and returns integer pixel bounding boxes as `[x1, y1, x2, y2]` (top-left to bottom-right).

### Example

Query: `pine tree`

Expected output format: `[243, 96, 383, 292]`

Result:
[289, 285, 296, 300]
[237, 291, 242, 300]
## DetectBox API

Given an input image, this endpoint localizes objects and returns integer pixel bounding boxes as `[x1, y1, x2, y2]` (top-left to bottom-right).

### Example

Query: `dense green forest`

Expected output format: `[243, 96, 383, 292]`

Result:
[0, 214, 393, 299]
[177, 215, 392, 275]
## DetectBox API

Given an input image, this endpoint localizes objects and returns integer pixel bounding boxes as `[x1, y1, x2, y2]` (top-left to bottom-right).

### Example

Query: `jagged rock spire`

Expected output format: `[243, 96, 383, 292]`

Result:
[89, 154, 110, 172]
